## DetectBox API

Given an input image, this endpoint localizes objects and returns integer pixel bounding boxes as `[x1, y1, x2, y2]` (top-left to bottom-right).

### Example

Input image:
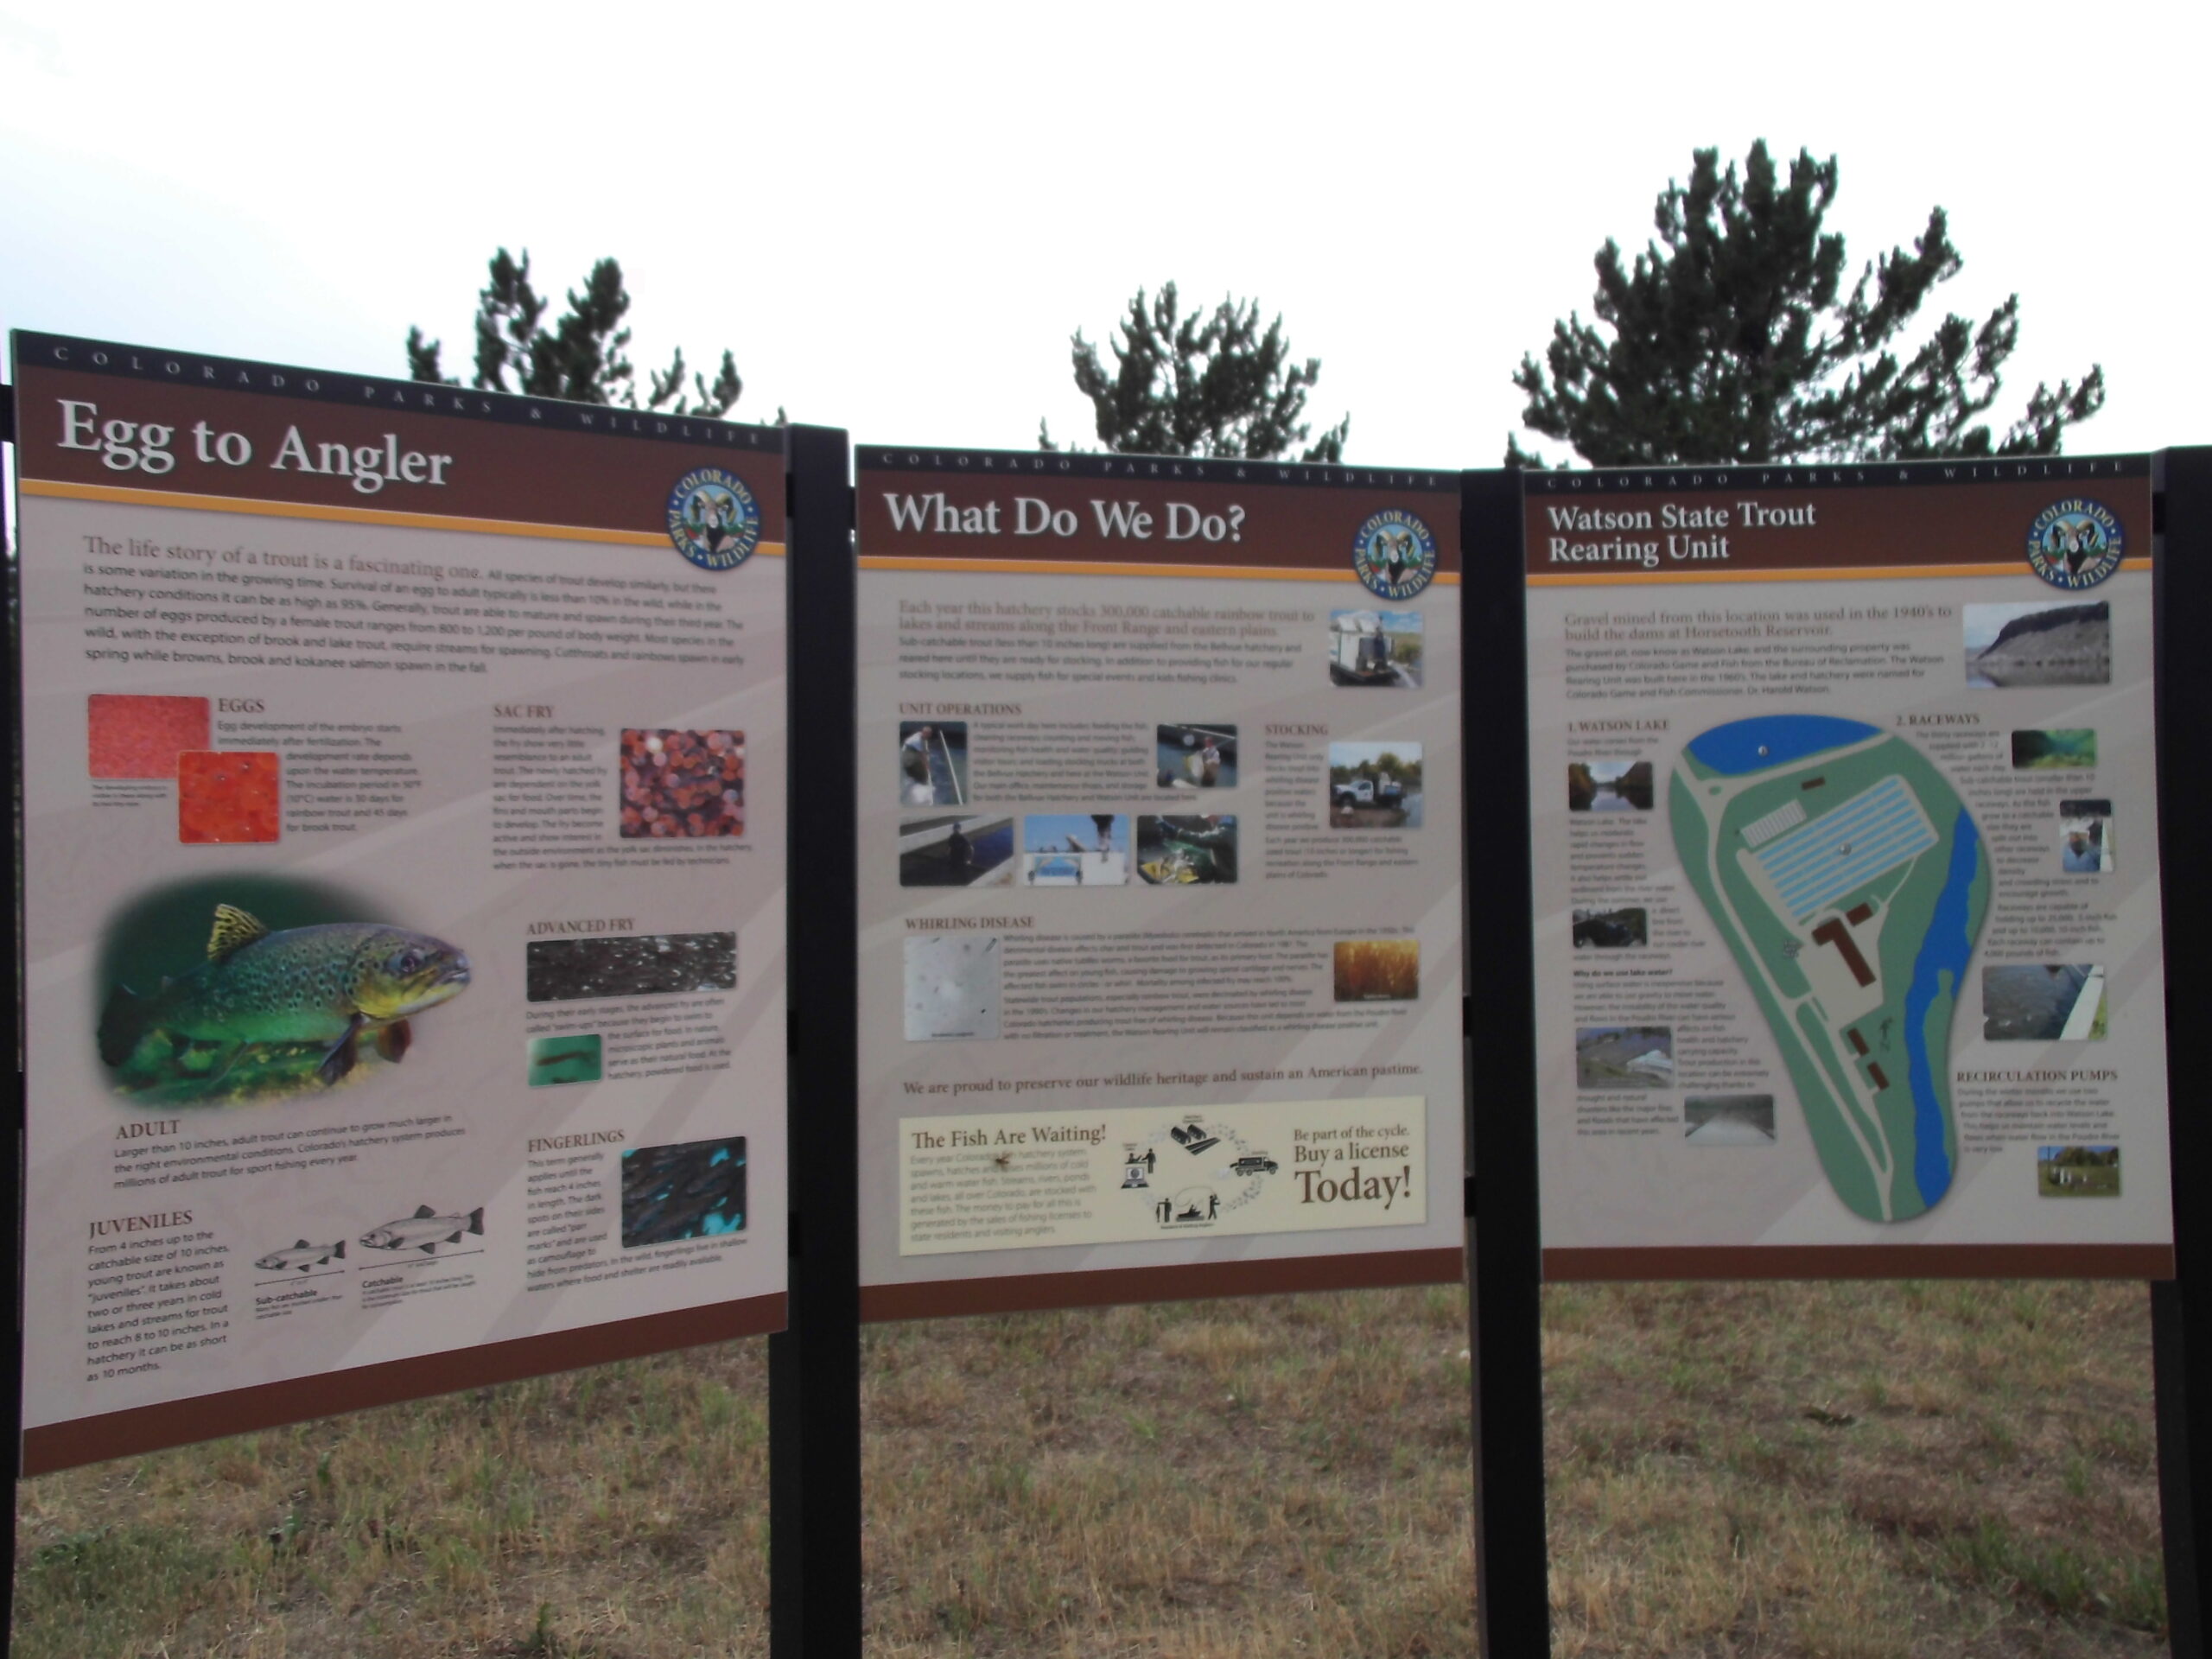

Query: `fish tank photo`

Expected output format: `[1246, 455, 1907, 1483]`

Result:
[95, 874, 469, 1106]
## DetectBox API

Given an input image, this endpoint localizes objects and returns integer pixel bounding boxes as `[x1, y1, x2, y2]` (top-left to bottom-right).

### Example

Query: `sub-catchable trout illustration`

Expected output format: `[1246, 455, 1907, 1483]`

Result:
[360, 1205, 486, 1254]
[254, 1238, 346, 1273]
[98, 904, 470, 1093]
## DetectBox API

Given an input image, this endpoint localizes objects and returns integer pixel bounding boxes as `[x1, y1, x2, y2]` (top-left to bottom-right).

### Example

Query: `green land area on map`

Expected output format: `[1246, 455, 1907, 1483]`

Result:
[1669, 721, 1988, 1224]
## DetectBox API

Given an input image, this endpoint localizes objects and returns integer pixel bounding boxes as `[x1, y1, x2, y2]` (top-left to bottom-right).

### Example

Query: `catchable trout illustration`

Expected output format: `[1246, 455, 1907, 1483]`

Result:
[254, 1239, 346, 1273]
[98, 904, 470, 1089]
[360, 1204, 486, 1253]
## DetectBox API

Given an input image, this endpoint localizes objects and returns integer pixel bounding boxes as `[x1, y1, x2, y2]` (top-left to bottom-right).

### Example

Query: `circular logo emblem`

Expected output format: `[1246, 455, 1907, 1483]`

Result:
[1351, 509, 1438, 601]
[2026, 498, 2123, 590]
[666, 468, 761, 571]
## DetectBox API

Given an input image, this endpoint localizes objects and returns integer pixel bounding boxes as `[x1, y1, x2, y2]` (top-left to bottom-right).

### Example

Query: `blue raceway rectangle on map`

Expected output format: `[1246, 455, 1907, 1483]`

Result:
[1751, 777, 1937, 922]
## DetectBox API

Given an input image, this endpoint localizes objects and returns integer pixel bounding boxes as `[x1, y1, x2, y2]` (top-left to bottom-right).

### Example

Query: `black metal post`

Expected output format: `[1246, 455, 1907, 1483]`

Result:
[767, 423, 862, 1659]
[2152, 448, 2211, 1659]
[1459, 467, 1549, 1655]
[4, 384, 24, 1654]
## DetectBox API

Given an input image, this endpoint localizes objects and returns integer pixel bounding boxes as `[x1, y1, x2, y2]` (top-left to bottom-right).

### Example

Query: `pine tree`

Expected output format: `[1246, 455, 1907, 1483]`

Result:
[1044, 283, 1349, 461]
[407, 249, 744, 417]
[1509, 143, 2102, 467]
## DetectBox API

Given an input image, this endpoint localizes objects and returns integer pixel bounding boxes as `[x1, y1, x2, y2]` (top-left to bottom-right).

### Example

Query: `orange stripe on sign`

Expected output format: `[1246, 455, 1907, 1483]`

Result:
[20, 478, 787, 556]
[860, 555, 1459, 585]
[1527, 557, 2151, 588]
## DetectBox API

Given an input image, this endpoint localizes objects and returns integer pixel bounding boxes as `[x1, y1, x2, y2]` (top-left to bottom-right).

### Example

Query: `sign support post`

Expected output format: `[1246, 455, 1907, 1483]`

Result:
[3, 385, 22, 1655]
[2152, 446, 2211, 1659]
[767, 423, 862, 1659]
[1459, 466, 1550, 1655]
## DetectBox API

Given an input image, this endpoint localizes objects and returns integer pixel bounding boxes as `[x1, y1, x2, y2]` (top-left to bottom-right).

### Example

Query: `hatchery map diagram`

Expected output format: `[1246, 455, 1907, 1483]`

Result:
[1669, 715, 1989, 1224]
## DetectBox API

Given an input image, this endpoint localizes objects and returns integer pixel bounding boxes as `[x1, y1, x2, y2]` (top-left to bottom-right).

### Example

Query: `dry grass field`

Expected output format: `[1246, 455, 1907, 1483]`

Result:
[10, 1280, 2167, 1656]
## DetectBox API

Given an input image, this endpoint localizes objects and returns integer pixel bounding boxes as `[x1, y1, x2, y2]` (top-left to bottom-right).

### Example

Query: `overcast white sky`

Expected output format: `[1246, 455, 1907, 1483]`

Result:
[3, 2, 2205, 468]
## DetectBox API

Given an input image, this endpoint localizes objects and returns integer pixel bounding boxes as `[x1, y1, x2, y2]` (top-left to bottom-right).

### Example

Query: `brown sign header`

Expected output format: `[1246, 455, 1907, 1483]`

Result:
[859, 446, 1461, 575]
[10, 332, 785, 546]
[1523, 456, 2152, 579]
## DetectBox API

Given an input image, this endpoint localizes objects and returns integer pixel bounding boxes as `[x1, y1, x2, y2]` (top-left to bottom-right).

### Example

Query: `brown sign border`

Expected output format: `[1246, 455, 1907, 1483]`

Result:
[1546, 1245, 2173, 1282]
[22, 1294, 784, 1476]
[859, 1248, 1463, 1322]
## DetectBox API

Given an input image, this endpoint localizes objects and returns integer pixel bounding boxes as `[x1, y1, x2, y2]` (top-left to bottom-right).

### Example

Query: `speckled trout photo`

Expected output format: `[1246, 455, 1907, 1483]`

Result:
[96, 875, 471, 1105]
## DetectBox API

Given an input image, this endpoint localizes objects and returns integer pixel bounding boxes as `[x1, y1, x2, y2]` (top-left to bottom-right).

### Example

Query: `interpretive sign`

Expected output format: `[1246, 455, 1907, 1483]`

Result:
[10, 334, 789, 1472]
[855, 448, 1466, 1316]
[1525, 458, 2171, 1278]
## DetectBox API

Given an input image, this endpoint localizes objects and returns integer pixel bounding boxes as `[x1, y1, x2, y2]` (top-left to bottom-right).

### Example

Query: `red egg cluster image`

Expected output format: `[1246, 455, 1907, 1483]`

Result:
[620, 729, 745, 838]
[87, 694, 211, 779]
[177, 751, 282, 842]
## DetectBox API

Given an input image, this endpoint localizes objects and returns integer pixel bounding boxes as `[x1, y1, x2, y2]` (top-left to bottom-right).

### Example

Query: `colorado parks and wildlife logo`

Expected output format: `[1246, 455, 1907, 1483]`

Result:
[2026, 498, 2124, 590]
[1351, 508, 1437, 601]
[666, 467, 761, 571]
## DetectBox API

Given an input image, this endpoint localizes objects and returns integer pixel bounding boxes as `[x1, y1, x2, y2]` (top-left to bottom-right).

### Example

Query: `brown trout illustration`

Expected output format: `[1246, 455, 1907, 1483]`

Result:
[99, 904, 470, 1088]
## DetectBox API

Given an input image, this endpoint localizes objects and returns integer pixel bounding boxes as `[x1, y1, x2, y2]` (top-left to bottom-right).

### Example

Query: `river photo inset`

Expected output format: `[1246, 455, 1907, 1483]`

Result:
[1965, 601, 2110, 688]
[1573, 906, 1647, 948]
[1567, 759, 1652, 811]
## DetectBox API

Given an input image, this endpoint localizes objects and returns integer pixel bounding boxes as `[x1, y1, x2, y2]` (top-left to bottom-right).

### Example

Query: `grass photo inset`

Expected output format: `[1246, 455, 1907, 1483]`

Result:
[88, 694, 210, 779]
[899, 815, 1015, 887]
[1568, 760, 1653, 811]
[1136, 816, 1237, 884]
[1983, 964, 2107, 1041]
[1326, 609, 1422, 687]
[1576, 1026, 1674, 1089]
[2012, 729, 2097, 770]
[621, 1137, 746, 1246]
[1685, 1095, 1777, 1145]
[525, 933, 737, 1002]
[900, 721, 969, 807]
[1333, 939, 1419, 1001]
[177, 751, 280, 842]
[528, 1033, 603, 1086]
[2061, 798, 2113, 874]
[905, 934, 1001, 1041]
[2038, 1145, 2120, 1197]
[620, 729, 743, 838]
[1573, 906, 1648, 948]
[1154, 724, 1237, 789]
[1966, 600, 2111, 687]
